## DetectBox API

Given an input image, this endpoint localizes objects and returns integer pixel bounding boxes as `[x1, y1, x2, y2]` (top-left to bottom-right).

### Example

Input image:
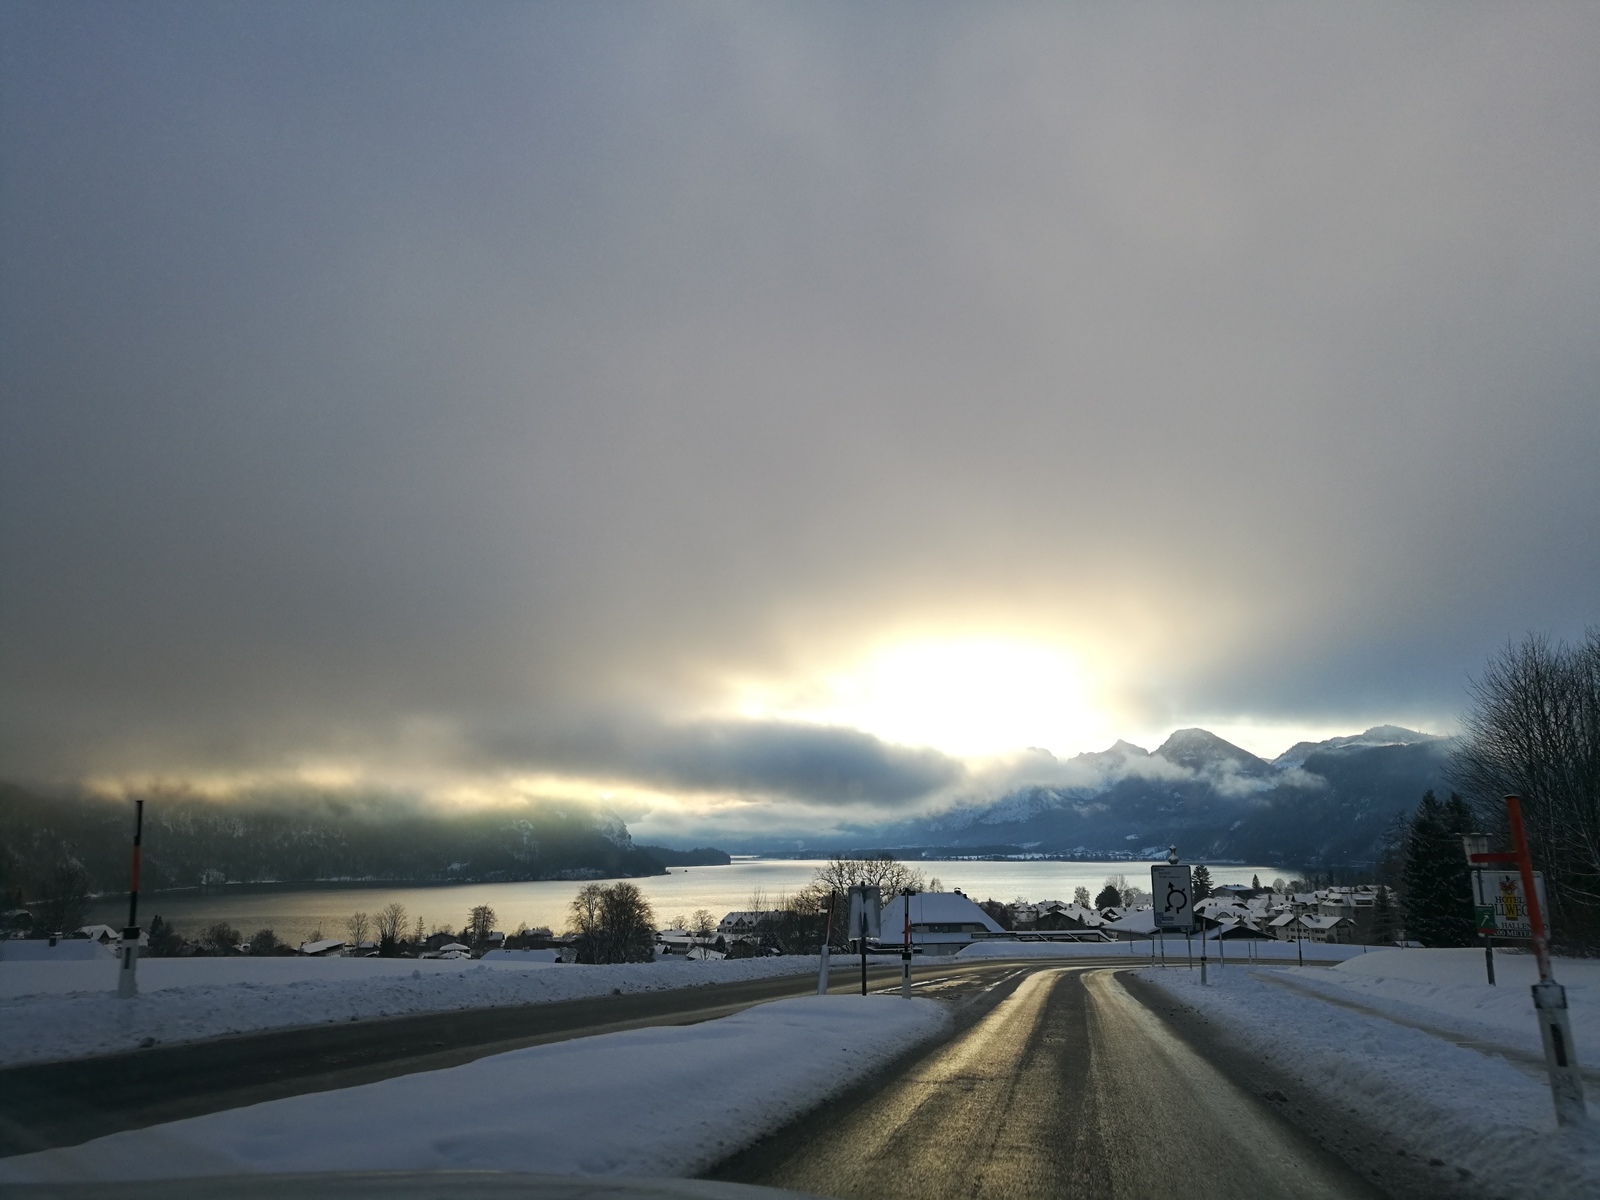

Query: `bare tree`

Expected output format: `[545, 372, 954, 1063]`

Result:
[30, 859, 89, 935]
[466, 904, 497, 948]
[374, 902, 407, 955]
[1072, 886, 1092, 908]
[345, 911, 371, 947]
[1452, 629, 1600, 947]
[569, 882, 655, 963]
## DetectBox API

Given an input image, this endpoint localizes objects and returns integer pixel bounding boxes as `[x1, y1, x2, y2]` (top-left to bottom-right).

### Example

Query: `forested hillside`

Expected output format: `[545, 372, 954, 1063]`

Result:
[0, 785, 667, 903]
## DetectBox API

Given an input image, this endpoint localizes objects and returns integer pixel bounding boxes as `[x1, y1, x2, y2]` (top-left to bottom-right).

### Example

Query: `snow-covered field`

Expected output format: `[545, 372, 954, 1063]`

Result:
[0, 955, 828, 1067]
[957, 938, 1365, 962]
[0, 995, 951, 1184]
[1141, 954, 1600, 1197]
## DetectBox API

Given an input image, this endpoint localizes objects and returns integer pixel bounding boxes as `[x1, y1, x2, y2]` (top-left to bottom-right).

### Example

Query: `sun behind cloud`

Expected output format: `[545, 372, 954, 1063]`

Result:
[732, 637, 1110, 760]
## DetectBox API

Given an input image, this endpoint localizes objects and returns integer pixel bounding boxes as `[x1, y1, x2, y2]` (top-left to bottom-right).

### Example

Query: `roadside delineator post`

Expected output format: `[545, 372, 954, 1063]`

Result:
[900, 888, 914, 999]
[117, 799, 144, 999]
[817, 892, 834, 996]
[1505, 795, 1586, 1127]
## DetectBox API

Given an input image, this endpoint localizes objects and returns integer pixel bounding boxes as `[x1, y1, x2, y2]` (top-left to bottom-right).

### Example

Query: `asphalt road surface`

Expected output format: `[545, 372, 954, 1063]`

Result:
[714, 965, 1385, 1200]
[0, 956, 1125, 1158]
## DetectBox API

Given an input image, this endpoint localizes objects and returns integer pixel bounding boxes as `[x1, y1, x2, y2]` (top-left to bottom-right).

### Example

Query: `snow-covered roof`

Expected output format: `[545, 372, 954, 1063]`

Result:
[437, 941, 470, 952]
[1298, 915, 1349, 930]
[879, 892, 1006, 935]
[298, 938, 346, 955]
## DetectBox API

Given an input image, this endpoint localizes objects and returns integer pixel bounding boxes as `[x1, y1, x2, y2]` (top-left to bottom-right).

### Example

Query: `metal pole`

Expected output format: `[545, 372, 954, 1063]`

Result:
[901, 889, 913, 999]
[1199, 923, 1207, 985]
[118, 799, 144, 999]
[859, 910, 868, 997]
[1506, 795, 1586, 1126]
[817, 893, 833, 996]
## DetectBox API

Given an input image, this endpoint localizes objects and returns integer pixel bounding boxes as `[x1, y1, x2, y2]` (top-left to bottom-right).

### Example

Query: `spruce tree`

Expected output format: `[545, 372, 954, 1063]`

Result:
[1371, 886, 1398, 946]
[1402, 791, 1477, 946]
[1191, 864, 1213, 901]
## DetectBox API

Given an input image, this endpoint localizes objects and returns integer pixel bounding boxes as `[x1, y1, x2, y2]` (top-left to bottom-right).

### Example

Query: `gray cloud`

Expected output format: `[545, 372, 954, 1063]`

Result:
[2, 4, 1597, 808]
[484, 715, 964, 807]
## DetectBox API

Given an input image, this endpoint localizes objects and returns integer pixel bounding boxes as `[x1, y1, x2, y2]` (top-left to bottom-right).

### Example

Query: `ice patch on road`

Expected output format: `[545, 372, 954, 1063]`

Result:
[0, 995, 951, 1184]
[1140, 964, 1600, 1198]
[0, 955, 829, 1067]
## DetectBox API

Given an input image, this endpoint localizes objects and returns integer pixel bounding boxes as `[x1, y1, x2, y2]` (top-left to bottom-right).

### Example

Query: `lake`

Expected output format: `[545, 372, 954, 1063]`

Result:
[86, 859, 1286, 945]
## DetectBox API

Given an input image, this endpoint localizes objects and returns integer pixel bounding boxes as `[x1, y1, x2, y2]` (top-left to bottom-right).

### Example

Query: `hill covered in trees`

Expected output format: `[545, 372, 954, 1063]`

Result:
[0, 785, 674, 905]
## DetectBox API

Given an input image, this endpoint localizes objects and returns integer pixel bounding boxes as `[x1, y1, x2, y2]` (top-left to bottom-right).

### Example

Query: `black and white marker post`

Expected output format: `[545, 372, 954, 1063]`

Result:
[117, 799, 144, 999]
[900, 888, 914, 999]
[817, 892, 834, 996]
[859, 907, 868, 996]
[1505, 795, 1586, 1126]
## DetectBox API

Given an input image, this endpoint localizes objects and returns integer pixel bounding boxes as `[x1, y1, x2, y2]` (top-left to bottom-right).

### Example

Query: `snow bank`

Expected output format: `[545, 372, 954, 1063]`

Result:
[1140, 966, 1600, 1197]
[0, 955, 825, 1067]
[956, 937, 1364, 962]
[1278, 946, 1600, 1058]
[0, 995, 951, 1184]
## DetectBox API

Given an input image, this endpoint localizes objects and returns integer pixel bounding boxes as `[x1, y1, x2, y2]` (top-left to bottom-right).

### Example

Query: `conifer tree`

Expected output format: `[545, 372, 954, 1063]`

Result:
[1371, 886, 1398, 945]
[1401, 791, 1476, 946]
[1191, 864, 1213, 901]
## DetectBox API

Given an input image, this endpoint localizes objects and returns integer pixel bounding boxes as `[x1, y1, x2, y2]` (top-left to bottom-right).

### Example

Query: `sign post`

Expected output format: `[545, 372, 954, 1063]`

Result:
[1152, 848, 1196, 982]
[117, 799, 143, 1000]
[846, 885, 881, 997]
[1503, 796, 1586, 1126]
[1463, 833, 1497, 985]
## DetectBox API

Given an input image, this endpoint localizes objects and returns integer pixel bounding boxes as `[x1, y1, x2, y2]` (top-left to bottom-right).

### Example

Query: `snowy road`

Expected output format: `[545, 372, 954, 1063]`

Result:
[714, 966, 1381, 1200]
[0, 957, 1122, 1157]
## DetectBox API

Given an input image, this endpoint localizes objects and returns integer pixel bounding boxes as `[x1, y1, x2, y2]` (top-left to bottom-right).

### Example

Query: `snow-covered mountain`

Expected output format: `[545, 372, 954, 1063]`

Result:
[834, 725, 1454, 868]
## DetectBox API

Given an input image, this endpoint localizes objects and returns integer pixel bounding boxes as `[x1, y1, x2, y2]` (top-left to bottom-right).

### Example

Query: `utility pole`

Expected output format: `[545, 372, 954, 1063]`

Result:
[117, 799, 144, 999]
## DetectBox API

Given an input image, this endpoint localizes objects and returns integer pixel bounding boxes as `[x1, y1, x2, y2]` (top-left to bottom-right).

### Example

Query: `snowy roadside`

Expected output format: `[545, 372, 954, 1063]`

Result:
[0, 995, 952, 1184]
[0, 955, 830, 1067]
[1139, 963, 1600, 1197]
[1272, 946, 1600, 1061]
[956, 938, 1365, 962]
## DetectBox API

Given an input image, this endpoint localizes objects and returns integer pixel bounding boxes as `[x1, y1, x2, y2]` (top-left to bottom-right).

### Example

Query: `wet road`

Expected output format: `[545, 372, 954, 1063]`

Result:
[0, 958, 1119, 1158]
[716, 966, 1381, 1200]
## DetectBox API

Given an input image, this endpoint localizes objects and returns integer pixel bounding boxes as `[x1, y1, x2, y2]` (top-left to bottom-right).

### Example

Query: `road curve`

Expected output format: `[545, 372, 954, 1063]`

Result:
[714, 966, 1382, 1200]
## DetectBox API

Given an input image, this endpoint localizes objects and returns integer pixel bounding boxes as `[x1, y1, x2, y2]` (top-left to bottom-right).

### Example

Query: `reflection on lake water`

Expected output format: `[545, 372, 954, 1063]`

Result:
[86, 859, 1286, 946]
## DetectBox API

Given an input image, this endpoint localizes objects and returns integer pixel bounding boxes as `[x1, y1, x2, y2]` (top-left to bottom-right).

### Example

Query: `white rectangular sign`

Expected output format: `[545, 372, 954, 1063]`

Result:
[1150, 865, 1195, 932]
[1472, 869, 1547, 939]
[846, 885, 882, 941]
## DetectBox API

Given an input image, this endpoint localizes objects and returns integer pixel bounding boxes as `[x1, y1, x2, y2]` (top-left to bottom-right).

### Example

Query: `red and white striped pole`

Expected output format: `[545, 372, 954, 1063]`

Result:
[1506, 795, 1585, 1126]
[117, 799, 144, 999]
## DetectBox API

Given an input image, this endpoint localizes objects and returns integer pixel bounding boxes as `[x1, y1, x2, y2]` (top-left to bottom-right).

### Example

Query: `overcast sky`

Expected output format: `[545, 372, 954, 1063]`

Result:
[3, 3, 1597, 841]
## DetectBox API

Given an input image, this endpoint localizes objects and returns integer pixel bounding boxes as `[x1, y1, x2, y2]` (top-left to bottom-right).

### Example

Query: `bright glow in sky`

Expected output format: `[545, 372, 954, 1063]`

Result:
[735, 638, 1111, 759]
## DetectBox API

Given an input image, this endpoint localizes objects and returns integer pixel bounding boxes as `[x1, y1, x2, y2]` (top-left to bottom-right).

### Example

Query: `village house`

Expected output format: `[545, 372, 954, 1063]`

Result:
[877, 891, 1007, 956]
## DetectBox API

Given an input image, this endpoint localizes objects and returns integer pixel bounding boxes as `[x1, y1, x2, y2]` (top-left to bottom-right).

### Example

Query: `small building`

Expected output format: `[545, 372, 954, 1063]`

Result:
[876, 892, 1006, 956]
[298, 937, 346, 957]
